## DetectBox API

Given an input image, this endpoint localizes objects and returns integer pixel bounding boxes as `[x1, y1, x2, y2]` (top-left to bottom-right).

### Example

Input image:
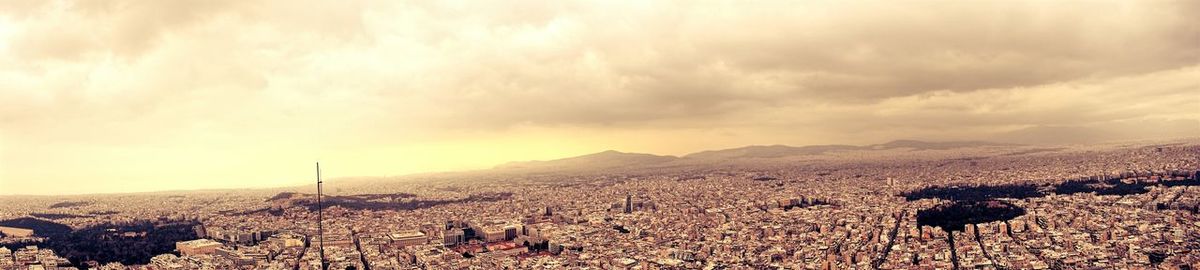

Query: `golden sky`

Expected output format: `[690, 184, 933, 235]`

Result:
[1, 1, 1198, 195]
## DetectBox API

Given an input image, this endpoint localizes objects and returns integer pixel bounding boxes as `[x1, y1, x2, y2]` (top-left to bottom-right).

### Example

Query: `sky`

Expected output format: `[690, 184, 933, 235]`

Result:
[1, 1, 1198, 195]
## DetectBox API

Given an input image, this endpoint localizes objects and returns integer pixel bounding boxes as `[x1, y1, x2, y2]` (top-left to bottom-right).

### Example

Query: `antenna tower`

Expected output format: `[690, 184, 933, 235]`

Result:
[317, 162, 328, 269]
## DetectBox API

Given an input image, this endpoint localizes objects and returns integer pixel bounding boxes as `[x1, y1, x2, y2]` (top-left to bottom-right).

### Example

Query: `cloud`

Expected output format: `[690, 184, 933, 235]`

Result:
[366, 0, 1199, 127]
[0, 0, 1197, 194]
[3, 1, 1197, 129]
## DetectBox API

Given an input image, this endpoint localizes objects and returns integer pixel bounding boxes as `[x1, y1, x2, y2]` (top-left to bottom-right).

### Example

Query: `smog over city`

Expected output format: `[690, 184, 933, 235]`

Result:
[1, 1, 1198, 269]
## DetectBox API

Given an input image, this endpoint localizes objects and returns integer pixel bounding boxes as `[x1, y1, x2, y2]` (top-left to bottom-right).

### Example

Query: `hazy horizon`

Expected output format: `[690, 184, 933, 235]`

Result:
[2, 136, 1196, 196]
[3, 1, 1198, 195]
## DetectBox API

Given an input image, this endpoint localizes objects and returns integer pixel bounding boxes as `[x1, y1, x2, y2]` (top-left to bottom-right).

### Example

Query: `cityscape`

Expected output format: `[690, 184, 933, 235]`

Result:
[2, 140, 1199, 269]
[2, 1, 1199, 270]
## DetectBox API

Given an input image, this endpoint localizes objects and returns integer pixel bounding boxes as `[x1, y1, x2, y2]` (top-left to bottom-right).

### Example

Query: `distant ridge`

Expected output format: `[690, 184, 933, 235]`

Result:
[684, 140, 1017, 160]
[489, 140, 1016, 173]
[684, 144, 860, 159]
[495, 150, 678, 170]
[870, 140, 1018, 150]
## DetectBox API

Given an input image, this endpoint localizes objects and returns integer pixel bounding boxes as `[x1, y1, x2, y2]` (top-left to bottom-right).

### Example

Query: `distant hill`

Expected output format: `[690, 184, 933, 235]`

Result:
[48, 201, 91, 209]
[495, 150, 679, 171]
[0, 217, 72, 236]
[683, 140, 1014, 160]
[267, 192, 302, 201]
[992, 120, 1200, 145]
[484, 140, 1016, 173]
[684, 144, 860, 159]
[870, 140, 1017, 150]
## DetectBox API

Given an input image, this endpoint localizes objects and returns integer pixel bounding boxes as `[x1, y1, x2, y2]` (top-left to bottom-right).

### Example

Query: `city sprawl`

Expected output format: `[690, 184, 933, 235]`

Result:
[2, 140, 1199, 270]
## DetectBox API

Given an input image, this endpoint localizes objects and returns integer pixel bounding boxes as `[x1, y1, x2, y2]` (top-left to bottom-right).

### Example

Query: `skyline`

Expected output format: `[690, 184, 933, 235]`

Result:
[1, 137, 1194, 196]
[1, 138, 1197, 269]
[3, 0, 1200, 195]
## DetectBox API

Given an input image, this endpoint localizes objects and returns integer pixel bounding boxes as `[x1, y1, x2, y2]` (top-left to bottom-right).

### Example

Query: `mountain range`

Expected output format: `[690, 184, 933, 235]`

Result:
[495, 140, 1017, 172]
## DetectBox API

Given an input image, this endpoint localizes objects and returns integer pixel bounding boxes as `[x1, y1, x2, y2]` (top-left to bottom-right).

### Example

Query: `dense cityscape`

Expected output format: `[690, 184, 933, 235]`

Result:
[2, 139, 1198, 269]
[3, 1, 1198, 269]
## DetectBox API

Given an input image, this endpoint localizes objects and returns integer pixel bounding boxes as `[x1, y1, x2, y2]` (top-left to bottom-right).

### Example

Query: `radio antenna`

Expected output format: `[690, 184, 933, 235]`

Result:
[317, 162, 327, 269]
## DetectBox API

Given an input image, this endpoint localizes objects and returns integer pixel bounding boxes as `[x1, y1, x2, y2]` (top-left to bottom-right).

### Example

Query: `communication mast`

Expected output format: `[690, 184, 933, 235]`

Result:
[317, 162, 328, 269]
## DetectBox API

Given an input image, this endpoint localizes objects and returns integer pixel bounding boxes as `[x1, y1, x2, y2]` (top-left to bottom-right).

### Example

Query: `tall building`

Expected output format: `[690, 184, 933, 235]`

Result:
[390, 231, 426, 247]
[624, 194, 633, 214]
[482, 226, 506, 243]
[176, 239, 222, 256]
[443, 228, 465, 246]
